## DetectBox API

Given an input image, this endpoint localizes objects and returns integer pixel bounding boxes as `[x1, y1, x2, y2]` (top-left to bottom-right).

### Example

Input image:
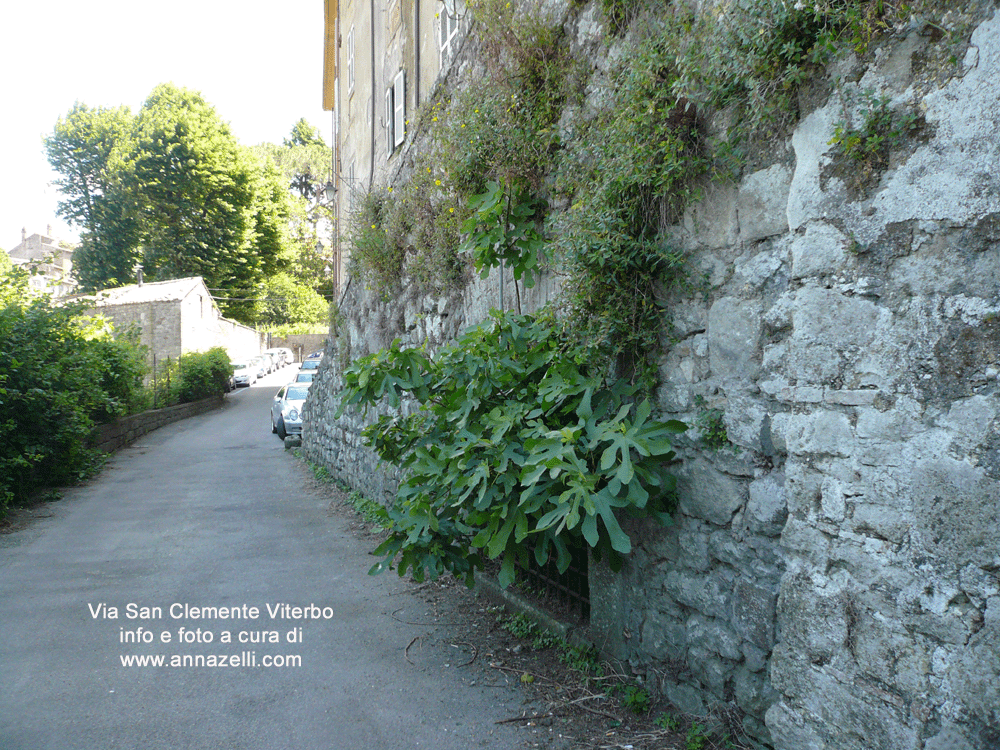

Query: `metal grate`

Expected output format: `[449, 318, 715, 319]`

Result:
[519, 540, 591, 623]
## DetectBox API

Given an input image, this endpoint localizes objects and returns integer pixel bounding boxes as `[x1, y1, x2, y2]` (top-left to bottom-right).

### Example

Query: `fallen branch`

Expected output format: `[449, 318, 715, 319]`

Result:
[404, 635, 422, 664]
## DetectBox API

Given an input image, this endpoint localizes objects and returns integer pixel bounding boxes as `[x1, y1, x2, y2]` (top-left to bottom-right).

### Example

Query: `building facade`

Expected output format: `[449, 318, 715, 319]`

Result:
[84, 276, 263, 371]
[322, 0, 467, 296]
[6, 227, 76, 297]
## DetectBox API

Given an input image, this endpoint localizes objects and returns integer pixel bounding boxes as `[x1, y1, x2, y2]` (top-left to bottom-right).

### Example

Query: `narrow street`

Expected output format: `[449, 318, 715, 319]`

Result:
[0, 369, 533, 749]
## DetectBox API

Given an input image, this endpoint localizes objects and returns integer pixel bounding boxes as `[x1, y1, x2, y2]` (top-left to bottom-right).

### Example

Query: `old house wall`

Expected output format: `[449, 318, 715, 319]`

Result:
[304, 4, 1000, 748]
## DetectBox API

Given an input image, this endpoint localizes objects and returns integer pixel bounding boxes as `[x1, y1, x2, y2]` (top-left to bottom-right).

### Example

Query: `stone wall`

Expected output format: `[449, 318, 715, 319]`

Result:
[303, 5, 1000, 748]
[90, 396, 224, 453]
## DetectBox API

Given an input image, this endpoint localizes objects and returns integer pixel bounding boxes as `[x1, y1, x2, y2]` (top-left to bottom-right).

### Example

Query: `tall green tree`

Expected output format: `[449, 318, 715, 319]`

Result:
[45, 86, 295, 321]
[44, 103, 143, 291]
[284, 117, 326, 148]
[252, 124, 335, 303]
[131, 84, 291, 320]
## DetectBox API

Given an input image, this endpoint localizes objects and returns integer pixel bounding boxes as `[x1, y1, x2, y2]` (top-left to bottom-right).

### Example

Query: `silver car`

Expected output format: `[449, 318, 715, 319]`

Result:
[271, 382, 311, 439]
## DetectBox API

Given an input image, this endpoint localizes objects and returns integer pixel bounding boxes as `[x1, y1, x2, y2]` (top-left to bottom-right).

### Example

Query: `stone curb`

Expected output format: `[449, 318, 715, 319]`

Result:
[473, 573, 594, 650]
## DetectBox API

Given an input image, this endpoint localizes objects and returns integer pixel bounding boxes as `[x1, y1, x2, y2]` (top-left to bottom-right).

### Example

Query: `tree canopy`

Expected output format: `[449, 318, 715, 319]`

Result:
[46, 93, 335, 326]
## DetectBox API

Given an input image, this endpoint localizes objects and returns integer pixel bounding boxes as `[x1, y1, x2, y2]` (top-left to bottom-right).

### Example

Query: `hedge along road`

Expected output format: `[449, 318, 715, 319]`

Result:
[0, 367, 530, 750]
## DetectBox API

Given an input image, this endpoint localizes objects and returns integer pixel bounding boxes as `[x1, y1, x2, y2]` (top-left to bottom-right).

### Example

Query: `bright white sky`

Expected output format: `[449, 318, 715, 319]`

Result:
[0, 0, 333, 249]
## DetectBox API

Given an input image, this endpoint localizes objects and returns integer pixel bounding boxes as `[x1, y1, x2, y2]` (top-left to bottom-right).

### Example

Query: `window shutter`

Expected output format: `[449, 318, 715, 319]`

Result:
[385, 86, 395, 156]
[393, 70, 406, 148]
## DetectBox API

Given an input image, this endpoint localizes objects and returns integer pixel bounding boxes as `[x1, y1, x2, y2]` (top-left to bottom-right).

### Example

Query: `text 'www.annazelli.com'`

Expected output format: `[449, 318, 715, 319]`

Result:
[120, 652, 301, 668]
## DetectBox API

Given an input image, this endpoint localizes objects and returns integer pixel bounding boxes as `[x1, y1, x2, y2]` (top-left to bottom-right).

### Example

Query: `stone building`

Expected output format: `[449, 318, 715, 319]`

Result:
[6, 226, 76, 297]
[84, 276, 263, 370]
[306, 2, 1000, 748]
[322, 0, 467, 296]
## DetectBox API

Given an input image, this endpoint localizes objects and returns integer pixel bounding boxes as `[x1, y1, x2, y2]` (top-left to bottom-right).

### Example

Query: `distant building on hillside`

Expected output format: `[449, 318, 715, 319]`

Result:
[6, 226, 77, 296]
[79, 276, 263, 374]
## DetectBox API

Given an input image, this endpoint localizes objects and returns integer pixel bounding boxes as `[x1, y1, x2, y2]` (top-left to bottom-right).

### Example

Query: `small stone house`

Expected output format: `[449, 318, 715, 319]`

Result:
[84, 276, 263, 370]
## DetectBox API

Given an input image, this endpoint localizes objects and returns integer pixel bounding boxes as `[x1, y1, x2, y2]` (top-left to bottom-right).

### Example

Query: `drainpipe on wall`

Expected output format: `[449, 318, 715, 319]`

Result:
[369, 0, 376, 188]
[414, 0, 420, 105]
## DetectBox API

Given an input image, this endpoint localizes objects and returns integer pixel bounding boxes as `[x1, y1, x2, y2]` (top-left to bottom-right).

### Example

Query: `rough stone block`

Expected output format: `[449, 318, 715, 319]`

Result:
[747, 473, 788, 536]
[738, 164, 792, 243]
[708, 297, 763, 381]
[913, 458, 1000, 569]
[789, 221, 849, 278]
[923, 725, 977, 750]
[765, 700, 826, 750]
[676, 458, 747, 526]
[663, 569, 732, 620]
[686, 646, 734, 700]
[734, 664, 780, 718]
[687, 614, 743, 661]
[732, 576, 777, 651]
[776, 570, 851, 662]
[662, 679, 707, 716]
[948, 624, 1000, 728]
[771, 410, 855, 457]
[789, 284, 888, 352]
[684, 180, 739, 249]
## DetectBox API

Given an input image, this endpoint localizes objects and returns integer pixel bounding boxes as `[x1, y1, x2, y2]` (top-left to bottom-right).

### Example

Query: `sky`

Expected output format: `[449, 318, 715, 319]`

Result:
[0, 0, 333, 249]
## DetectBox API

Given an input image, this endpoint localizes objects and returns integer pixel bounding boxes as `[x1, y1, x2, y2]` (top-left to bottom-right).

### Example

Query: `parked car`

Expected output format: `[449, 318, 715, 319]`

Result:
[264, 348, 291, 368]
[294, 371, 315, 383]
[306, 350, 324, 360]
[232, 361, 257, 387]
[271, 382, 312, 439]
[300, 358, 321, 372]
[251, 355, 269, 379]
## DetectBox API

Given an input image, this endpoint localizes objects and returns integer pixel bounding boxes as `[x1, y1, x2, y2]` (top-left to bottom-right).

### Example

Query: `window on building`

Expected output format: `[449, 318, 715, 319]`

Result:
[385, 71, 406, 157]
[393, 71, 406, 149]
[439, 0, 460, 67]
[347, 27, 355, 93]
[385, 86, 395, 156]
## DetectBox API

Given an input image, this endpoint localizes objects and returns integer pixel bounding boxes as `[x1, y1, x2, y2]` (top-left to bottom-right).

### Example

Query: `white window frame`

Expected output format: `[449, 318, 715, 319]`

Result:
[393, 70, 406, 149]
[346, 27, 355, 93]
[385, 86, 395, 157]
[438, 0, 460, 68]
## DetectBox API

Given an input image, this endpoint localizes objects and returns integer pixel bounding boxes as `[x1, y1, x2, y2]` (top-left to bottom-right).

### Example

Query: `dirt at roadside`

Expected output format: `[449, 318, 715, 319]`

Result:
[309, 467, 755, 750]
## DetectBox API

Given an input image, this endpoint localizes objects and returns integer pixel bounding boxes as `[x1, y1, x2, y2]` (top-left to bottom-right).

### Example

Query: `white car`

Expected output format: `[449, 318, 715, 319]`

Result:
[232, 361, 257, 387]
[271, 382, 312, 439]
[264, 348, 292, 367]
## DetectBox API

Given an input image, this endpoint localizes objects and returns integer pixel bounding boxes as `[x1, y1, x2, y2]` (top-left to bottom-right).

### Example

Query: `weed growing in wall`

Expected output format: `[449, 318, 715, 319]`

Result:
[554, 26, 706, 384]
[828, 87, 922, 191]
[345, 188, 406, 299]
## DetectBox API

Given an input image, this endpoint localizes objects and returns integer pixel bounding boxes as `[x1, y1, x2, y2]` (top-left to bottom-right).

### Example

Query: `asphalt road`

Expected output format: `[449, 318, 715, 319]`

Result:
[0, 366, 530, 750]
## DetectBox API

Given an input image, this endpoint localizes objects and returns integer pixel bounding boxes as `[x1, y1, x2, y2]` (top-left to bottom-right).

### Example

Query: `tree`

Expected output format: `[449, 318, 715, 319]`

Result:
[252, 131, 335, 301]
[256, 272, 329, 327]
[44, 103, 143, 291]
[284, 118, 326, 148]
[130, 84, 291, 321]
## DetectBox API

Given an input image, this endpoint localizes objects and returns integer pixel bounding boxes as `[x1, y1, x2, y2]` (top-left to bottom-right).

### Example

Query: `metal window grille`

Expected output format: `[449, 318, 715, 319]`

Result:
[518, 539, 590, 623]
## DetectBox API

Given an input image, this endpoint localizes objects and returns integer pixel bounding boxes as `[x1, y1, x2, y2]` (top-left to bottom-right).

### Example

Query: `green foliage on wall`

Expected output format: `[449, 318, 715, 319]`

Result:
[337, 311, 685, 587]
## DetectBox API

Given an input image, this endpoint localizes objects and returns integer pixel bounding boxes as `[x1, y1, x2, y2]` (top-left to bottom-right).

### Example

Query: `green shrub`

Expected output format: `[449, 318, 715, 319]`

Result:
[0, 268, 148, 512]
[176, 348, 231, 403]
[337, 310, 686, 587]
